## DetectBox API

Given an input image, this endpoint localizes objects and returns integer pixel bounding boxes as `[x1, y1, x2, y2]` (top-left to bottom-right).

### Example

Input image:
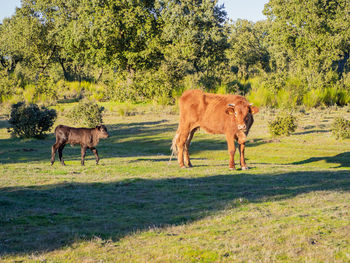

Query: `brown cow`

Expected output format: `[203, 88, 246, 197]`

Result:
[171, 89, 259, 170]
[51, 125, 109, 166]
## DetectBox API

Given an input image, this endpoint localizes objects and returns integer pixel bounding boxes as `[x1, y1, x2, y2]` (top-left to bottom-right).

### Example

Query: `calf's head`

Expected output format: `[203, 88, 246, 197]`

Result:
[96, 125, 109, 138]
[225, 102, 259, 131]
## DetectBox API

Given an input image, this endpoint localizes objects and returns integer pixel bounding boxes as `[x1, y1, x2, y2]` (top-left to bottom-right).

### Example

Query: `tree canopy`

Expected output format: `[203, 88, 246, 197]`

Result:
[1, 0, 350, 105]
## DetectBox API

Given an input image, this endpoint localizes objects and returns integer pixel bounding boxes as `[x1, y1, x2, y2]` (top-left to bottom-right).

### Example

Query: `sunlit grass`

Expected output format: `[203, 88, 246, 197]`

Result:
[0, 104, 350, 262]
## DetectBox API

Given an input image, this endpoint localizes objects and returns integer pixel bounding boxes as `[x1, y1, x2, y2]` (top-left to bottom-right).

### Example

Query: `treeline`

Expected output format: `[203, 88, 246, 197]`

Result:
[1, 0, 350, 107]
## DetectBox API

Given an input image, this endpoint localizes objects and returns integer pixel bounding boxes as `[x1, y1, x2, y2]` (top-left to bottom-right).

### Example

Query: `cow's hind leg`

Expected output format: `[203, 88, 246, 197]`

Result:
[58, 144, 66, 166]
[184, 127, 199, 167]
[176, 127, 190, 168]
[51, 142, 60, 165]
[90, 147, 99, 165]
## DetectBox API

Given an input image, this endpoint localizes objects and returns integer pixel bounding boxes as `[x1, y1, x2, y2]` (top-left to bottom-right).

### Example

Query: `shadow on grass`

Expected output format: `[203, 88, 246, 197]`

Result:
[291, 152, 350, 168]
[0, 120, 265, 164]
[293, 129, 330, 135]
[0, 119, 8, 129]
[1, 170, 349, 255]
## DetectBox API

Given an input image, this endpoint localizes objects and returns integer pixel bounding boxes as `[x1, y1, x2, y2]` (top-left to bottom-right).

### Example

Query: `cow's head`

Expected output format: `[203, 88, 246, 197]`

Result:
[225, 102, 259, 132]
[96, 125, 109, 138]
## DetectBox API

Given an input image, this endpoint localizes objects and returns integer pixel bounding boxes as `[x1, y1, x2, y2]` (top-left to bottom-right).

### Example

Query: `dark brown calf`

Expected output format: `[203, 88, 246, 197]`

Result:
[51, 125, 109, 166]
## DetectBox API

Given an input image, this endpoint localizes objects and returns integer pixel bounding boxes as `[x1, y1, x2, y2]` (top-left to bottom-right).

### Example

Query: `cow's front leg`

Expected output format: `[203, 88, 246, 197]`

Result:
[90, 147, 99, 165]
[226, 133, 236, 170]
[81, 146, 87, 166]
[239, 143, 248, 170]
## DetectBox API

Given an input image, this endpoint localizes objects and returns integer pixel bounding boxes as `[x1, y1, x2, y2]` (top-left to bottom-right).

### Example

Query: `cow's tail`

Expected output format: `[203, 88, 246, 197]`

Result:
[168, 131, 179, 164]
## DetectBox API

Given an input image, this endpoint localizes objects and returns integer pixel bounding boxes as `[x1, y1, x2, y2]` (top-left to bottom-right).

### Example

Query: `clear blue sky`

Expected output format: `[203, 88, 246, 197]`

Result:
[218, 0, 269, 22]
[0, 0, 269, 23]
[0, 0, 21, 22]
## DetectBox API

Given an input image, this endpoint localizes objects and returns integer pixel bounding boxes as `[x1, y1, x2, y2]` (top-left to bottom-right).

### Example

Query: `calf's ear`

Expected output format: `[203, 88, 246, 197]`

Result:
[250, 106, 259, 114]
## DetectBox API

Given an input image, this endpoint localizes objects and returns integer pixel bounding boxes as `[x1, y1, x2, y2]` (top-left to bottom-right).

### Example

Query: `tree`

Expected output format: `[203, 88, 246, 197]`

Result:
[226, 19, 270, 78]
[264, 0, 350, 86]
[0, 8, 56, 79]
[157, 0, 229, 87]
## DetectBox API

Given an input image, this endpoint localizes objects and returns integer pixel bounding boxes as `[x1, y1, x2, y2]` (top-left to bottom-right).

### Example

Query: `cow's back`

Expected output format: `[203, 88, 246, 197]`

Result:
[179, 90, 248, 134]
[179, 90, 205, 125]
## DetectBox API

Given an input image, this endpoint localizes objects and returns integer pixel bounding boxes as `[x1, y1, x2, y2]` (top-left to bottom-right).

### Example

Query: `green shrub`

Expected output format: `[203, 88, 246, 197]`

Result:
[268, 113, 297, 136]
[7, 102, 57, 138]
[0, 70, 18, 103]
[248, 86, 276, 107]
[23, 84, 37, 103]
[56, 81, 84, 102]
[117, 104, 136, 117]
[35, 75, 58, 103]
[276, 89, 299, 109]
[67, 102, 104, 127]
[303, 88, 324, 108]
[331, 117, 350, 140]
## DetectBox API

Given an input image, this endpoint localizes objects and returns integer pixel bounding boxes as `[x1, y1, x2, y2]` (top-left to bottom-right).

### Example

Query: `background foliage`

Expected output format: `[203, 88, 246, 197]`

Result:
[7, 102, 57, 138]
[0, 0, 350, 107]
[67, 102, 104, 128]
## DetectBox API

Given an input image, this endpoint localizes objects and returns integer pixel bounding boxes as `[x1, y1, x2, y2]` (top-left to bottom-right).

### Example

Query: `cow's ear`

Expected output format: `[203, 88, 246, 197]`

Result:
[226, 104, 235, 115]
[225, 108, 235, 115]
[250, 106, 259, 114]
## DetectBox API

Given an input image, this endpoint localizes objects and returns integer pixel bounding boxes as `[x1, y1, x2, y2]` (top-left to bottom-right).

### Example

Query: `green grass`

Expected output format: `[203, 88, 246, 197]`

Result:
[0, 104, 350, 262]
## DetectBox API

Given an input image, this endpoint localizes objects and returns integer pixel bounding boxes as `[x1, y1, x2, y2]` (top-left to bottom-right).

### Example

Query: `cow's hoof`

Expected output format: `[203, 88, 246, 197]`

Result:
[229, 167, 236, 170]
[180, 165, 186, 169]
[242, 166, 249, 170]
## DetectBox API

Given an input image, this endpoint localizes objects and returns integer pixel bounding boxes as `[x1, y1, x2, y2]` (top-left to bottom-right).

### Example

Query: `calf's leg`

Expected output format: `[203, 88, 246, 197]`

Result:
[81, 146, 87, 166]
[58, 144, 66, 166]
[51, 142, 60, 165]
[90, 147, 99, 165]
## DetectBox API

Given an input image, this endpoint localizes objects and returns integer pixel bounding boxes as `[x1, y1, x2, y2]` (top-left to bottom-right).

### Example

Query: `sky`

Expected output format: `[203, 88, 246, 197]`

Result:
[218, 0, 269, 22]
[0, 0, 269, 23]
[0, 0, 21, 22]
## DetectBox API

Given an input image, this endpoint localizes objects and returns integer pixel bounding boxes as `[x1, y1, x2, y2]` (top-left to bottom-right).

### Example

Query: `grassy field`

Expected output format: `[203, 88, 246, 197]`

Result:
[0, 103, 350, 262]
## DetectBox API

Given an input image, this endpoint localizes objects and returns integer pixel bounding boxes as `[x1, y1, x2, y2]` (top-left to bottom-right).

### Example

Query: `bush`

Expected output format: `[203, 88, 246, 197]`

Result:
[268, 113, 297, 136]
[248, 86, 276, 107]
[303, 86, 350, 108]
[303, 88, 324, 108]
[7, 102, 57, 138]
[67, 102, 104, 127]
[0, 70, 18, 103]
[331, 117, 350, 140]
